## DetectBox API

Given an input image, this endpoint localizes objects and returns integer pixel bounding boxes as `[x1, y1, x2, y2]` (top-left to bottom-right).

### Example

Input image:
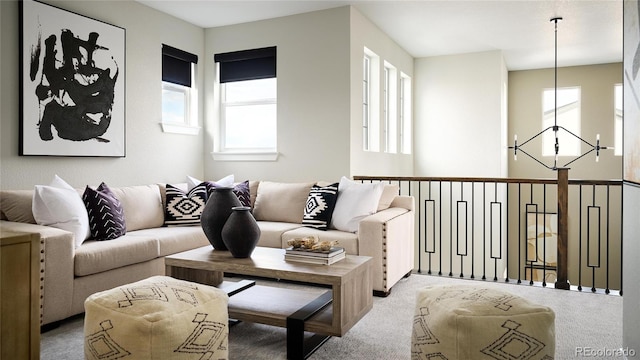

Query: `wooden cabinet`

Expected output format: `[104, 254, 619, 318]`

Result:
[1, 230, 40, 360]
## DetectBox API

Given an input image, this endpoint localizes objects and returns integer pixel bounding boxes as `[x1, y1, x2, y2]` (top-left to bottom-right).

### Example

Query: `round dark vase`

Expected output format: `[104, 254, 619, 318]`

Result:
[201, 187, 241, 250]
[221, 206, 261, 258]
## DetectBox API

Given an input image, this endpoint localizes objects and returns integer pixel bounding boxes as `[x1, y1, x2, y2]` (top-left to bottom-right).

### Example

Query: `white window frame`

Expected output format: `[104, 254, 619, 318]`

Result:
[383, 61, 398, 153]
[614, 83, 622, 156]
[363, 54, 371, 151]
[363, 47, 380, 152]
[214, 76, 278, 161]
[400, 72, 412, 154]
[161, 63, 199, 135]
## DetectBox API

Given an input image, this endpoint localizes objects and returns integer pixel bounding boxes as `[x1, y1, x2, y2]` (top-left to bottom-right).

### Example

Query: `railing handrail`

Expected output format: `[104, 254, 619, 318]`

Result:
[354, 175, 622, 187]
[354, 174, 623, 295]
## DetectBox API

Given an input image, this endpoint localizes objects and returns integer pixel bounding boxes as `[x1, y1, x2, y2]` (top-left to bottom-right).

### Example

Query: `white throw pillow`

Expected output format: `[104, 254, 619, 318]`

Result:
[32, 175, 90, 248]
[331, 176, 385, 233]
[186, 174, 234, 190]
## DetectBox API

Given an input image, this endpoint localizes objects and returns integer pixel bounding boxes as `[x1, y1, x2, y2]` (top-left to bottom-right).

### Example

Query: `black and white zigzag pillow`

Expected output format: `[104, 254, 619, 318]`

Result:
[164, 183, 208, 226]
[82, 183, 126, 240]
[302, 183, 339, 230]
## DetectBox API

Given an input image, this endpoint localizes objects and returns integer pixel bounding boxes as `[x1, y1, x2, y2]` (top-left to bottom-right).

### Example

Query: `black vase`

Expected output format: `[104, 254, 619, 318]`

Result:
[201, 187, 241, 250]
[221, 206, 261, 258]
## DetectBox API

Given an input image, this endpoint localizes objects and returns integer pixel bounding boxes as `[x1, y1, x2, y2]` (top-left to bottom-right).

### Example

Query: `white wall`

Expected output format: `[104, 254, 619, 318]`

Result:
[623, 183, 640, 353]
[203, 7, 352, 183]
[414, 51, 508, 177]
[0, 0, 205, 189]
[349, 7, 414, 177]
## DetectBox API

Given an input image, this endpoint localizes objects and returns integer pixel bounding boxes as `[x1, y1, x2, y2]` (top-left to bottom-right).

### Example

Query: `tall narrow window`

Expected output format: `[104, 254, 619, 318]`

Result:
[215, 47, 277, 159]
[383, 62, 398, 153]
[363, 54, 371, 151]
[400, 73, 412, 154]
[614, 84, 622, 156]
[363, 47, 380, 152]
[542, 87, 581, 156]
[162, 44, 199, 135]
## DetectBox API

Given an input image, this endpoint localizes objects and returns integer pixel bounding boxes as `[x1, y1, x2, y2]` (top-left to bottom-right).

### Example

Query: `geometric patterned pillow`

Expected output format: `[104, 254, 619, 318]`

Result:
[205, 180, 251, 208]
[164, 183, 208, 227]
[232, 180, 251, 208]
[302, 183, 339, 230]
[82, 182, 127, 240]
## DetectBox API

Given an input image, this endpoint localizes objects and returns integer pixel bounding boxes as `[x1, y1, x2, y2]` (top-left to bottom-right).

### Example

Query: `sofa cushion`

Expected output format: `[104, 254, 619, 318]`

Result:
[74, 235, 160, 276]
[128, 227, 209, 257]
[83, 183, 127, 241]
[331, 177, 385, 232]
[253, 181, 314, 223]
[164, 183, 208, 227]
[249, 181, 259, 208]
[0, 190, 37, 223]
[302, 183, 339, 230]
[32, 175, 90, 247]
[110, 185, 164, 231]
[282, 227, 358, 255]
[256, 221, 303, 248]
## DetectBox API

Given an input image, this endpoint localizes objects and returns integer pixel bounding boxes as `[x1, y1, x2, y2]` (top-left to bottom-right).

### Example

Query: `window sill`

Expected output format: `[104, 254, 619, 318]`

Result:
[160, 122, 200, 135]
[212, 151, 279, 161]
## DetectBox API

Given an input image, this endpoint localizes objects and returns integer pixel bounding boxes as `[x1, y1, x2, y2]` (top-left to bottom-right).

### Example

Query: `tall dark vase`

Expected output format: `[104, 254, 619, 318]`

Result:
[201, 187, 241, 250]
[221, 206, 261, 258]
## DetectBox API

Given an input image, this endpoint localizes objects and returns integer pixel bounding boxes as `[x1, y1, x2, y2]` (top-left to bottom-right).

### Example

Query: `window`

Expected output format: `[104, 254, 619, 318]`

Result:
[363, 54, 371, 151]
[614, 84, 622, 156]
[221, 78, 276, 149]
[383, 62, 398, 153]
[214, 47, 277, 160]
[400, 73, 412, 154]
[161, 44, 199, 135]
[363, 47, 380, 152]
[542, 87, 581, 156]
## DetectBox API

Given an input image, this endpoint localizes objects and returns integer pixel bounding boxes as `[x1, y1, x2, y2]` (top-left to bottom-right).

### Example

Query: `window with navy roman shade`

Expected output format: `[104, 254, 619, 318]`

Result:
[162, 44, 198, 87]
[214, 46, 276, 83]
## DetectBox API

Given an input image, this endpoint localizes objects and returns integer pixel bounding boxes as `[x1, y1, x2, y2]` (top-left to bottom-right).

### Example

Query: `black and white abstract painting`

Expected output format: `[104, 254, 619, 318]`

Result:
[20, 0, 125, 157]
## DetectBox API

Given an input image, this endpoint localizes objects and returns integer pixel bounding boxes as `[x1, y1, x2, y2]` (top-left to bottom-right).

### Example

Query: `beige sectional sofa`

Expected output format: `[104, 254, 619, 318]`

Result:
[0, 178, 415, 326]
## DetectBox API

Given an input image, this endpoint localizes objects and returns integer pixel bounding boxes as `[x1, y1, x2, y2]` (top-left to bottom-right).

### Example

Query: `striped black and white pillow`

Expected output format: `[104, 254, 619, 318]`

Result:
[82, 182, 126, 240]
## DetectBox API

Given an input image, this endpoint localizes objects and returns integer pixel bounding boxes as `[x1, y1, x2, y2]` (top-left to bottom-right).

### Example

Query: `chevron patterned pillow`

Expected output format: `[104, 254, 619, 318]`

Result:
[83, 183, 127, 240]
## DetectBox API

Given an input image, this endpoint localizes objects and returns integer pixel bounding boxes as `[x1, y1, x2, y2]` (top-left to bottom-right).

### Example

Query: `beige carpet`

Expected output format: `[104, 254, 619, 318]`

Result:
[41, 274, 622, 359]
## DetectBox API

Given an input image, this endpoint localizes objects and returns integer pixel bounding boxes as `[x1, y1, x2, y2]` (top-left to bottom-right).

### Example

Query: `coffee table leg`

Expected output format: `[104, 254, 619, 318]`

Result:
[286, 291, 333, 360]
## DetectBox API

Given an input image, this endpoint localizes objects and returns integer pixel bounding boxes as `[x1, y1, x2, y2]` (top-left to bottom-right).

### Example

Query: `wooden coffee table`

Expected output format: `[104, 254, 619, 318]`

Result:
[165, 246, 373, 359]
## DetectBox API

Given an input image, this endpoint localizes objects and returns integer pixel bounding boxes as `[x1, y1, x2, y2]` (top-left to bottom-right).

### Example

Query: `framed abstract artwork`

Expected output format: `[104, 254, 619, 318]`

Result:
[20, 0, 125, 157]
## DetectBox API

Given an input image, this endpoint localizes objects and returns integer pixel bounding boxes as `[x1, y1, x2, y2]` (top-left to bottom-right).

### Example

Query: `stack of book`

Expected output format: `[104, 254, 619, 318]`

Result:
[284, 246, 346, 265]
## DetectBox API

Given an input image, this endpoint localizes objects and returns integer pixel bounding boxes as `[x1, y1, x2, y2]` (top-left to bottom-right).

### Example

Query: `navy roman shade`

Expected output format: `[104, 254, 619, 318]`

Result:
[214, 46, 276, 83]
[162, 44, 198, 87]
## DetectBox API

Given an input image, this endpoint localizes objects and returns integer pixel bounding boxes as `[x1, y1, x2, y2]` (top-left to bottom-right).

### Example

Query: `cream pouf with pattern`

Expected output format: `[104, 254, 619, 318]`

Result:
[412, 284, 555, 360]
[84, 276, 229, 360]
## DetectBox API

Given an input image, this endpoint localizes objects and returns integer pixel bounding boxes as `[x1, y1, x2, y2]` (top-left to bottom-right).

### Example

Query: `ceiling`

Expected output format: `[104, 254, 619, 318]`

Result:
[136, 0, 623, 71]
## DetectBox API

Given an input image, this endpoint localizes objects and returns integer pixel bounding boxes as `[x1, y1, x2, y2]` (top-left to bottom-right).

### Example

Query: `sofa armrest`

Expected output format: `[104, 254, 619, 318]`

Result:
[0, 220, 75, 325]
[358, 200, 415, 294]
[390, 195, 414, 212]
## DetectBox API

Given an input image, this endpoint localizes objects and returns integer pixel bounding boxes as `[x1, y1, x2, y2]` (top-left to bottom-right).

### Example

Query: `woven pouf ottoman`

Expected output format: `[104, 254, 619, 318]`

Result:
[412, 284, 555, 360]
[84, 276, 229, 360]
